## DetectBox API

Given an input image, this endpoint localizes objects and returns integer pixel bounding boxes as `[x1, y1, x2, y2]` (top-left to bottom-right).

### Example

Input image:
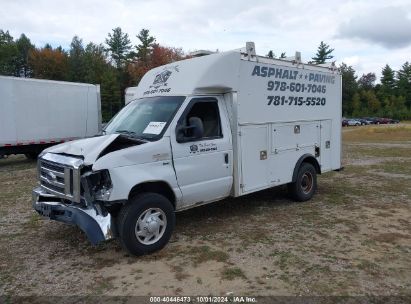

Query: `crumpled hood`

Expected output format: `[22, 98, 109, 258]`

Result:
[43, 134, 121, 164]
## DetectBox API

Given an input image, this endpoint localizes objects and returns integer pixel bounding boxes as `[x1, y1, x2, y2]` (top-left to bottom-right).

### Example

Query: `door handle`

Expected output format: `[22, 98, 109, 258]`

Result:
[224, 153, 229, 164]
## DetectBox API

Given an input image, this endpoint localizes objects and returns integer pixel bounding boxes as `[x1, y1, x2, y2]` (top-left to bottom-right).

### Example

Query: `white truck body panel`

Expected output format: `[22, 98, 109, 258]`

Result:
[127, 51, 341, 199]
[0, 76, 101, 147]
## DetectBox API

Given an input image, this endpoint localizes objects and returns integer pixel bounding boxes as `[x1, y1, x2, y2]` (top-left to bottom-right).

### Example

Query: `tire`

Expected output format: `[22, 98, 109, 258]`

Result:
[288, 162, 317, 202]
[117, 192, 175, 256]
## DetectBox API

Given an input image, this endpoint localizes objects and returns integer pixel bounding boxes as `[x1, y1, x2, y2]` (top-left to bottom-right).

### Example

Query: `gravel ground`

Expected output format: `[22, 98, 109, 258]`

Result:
[0, 125, 410, 299]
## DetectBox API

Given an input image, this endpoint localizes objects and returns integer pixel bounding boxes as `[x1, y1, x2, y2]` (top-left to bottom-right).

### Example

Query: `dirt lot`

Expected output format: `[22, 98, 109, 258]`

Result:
[0, 124, 410, 297]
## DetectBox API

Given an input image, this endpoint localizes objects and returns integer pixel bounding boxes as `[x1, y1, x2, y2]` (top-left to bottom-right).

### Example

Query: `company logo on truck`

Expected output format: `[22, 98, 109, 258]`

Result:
[152, 70, 172, 87]
[144, 65, 180, 96]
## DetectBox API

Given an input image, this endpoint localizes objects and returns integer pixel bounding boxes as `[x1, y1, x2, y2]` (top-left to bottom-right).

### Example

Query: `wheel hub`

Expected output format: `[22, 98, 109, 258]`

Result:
[135, 207, 167, 245]
[301, 172, 313, 194]
[144, 216, 160, 234]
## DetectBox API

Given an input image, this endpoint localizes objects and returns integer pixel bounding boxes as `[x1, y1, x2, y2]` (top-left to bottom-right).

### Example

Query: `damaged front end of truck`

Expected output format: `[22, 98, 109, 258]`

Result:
[32, 134, 143, 244]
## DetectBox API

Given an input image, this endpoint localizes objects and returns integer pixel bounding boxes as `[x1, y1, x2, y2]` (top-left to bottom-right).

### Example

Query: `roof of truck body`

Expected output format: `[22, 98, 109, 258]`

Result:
[128, 50, 340, 101]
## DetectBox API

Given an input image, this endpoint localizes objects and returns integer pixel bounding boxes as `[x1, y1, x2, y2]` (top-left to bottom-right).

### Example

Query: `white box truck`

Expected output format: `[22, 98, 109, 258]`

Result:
[0, 76, 102, 159]
[32, 43, 342, 255]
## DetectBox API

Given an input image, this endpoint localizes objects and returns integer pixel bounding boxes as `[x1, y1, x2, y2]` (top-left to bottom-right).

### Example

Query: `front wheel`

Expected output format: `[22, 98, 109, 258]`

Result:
[288, 162, 317, 202]
[117, 193, 175, 256]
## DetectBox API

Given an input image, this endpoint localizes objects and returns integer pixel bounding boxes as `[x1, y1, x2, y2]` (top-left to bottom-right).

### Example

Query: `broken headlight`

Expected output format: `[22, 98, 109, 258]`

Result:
[83, 169, 113, 201]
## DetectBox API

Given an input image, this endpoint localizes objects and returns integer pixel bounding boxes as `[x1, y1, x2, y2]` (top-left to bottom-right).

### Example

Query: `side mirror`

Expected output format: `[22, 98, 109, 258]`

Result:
[176, 117, 204, 143]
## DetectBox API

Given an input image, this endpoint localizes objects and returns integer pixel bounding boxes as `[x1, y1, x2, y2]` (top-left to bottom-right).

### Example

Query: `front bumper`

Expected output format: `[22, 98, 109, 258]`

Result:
[32, 187, 115, 244]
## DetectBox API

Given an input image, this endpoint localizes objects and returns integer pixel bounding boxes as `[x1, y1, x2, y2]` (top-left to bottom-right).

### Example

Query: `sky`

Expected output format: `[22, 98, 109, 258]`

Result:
[1, 0, 411, 79]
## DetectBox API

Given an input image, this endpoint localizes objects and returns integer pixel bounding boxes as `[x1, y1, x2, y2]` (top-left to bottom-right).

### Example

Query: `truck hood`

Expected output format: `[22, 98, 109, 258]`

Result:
[43, 134, 143, 165]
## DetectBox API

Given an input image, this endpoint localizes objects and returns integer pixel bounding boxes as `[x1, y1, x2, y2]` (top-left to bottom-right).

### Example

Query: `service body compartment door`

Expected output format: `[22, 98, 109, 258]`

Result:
[239, 125, 269, 193]
[320, 120, 332, 171]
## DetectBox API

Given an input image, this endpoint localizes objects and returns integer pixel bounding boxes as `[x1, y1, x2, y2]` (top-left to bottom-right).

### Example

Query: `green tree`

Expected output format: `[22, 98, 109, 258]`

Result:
[83, 42, 108, 84]
[136, 28, 155, 65]
[105, 27, 132, 69]
[379, 64, 396, 100]
[0, 30, 18, 75]
[15, 33, 34, 77]
[339, 63, 358, 116]
[267, 50, 274, 58]
[352, 92, 361, 117]
[68, 36, 85, 82]
[312, 41, 334, 64]
[397, 62, 411, 109]
[101, 67, 121, 121]
[361, 90, 380, 114]
[279, 52, 286, 59]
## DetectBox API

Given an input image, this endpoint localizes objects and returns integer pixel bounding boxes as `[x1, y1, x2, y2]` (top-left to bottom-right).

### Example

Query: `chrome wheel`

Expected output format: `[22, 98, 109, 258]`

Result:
[301, 172, 313, 194]
[135, 208, 167, 245]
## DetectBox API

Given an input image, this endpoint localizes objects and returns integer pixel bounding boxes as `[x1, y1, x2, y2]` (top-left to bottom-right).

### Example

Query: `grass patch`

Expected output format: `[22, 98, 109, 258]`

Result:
[170, 265, 190, 281]
[370, 160, 411, 175]
[185, 245, 229, 266]
[357, 260, 381, 275]
[23, 213, 42, 229]
[343, 125, 411, 142]
[346, 146, 411, 158]
[221, 267, 247, 281]
[270, 250, 308, 270]
[372, 233, 410, 244]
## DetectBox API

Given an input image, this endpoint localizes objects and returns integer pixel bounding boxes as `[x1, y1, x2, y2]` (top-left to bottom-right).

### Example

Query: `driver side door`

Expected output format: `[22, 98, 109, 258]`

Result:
[171, 96, 233, 208]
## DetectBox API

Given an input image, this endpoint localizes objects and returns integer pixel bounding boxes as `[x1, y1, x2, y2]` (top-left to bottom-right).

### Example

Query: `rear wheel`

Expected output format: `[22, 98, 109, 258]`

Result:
[288, 162, 317, 202]
[117, 192, 175, 256]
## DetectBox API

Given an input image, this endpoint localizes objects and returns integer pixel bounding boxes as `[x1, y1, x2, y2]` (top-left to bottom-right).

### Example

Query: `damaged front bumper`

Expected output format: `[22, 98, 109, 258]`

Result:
[32, 187, 115, 244]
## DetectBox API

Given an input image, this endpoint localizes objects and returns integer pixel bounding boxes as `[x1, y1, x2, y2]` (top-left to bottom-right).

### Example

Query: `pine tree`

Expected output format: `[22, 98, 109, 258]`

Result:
[105, 27, 132, 69]
[312, 41, 334, 64]
[339, 63, 358, 116]
[15, 33, 34, 77]
[101, 68, 121, 121]
[68, 36, 85, 82]
[0, 30, 18, 75]
[136, 29, 155, 65]
[379, 64, 396, 100]
[83, 42, 108, 84]
[397, 62, 411, 109]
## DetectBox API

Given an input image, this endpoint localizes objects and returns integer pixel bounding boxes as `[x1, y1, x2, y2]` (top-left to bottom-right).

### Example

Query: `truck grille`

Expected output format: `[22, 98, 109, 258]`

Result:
[38, 154, 83, 203]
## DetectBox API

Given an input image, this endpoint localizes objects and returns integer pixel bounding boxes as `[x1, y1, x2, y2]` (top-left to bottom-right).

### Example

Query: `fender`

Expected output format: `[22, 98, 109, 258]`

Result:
[291, 154, 321, 183]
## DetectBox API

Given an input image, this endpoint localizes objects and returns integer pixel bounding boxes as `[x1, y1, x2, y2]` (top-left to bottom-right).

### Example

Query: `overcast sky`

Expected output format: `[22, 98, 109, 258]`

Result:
[2, 0, 411, 78]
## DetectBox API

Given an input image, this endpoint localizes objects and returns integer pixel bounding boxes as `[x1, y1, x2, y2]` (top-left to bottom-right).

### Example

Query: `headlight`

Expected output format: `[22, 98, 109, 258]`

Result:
[82, 170, 113, 201]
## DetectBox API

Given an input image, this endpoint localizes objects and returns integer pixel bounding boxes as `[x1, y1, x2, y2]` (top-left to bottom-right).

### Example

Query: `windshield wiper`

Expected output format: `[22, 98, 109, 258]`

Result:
[115, 130, 148, 142]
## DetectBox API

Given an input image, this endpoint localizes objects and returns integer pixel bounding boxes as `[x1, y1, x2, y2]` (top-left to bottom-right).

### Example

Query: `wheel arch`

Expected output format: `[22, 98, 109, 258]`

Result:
[291, 154, 321, 183]
[128, 181, 176, 210]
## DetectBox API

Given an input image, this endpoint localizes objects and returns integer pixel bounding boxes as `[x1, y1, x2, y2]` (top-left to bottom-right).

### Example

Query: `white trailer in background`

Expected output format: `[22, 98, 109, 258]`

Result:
[0, 76, 102, 158]
[33, 42, 342, 256]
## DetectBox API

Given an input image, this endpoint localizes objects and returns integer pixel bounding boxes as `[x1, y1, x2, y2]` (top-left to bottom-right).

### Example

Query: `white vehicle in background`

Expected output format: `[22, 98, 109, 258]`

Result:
[346, 119, 361, 126]
[0, 76, 101, 159]
[33, 43, 342, 256]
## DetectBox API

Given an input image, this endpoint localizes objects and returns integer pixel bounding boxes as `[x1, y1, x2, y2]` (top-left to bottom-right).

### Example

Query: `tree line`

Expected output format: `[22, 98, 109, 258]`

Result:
[0, 28, 184, 121]
[339, 62, 411, 119]
[1, 31, 410, 121]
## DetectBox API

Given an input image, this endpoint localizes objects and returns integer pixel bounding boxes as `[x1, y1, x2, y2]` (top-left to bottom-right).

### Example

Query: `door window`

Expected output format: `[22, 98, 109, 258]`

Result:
[181, 99, 222, 140]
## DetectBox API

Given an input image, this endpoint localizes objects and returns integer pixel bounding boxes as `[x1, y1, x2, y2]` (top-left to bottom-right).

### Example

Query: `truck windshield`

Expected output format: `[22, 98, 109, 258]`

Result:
[104, 96, 185, 141]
